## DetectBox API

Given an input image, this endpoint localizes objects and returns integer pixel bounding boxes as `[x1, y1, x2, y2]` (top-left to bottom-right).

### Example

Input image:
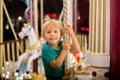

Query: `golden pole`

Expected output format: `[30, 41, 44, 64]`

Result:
[33, 0, 38, 36]
[40, 0, 44, 36]
[0, 0, 3, 76]
[2, 1, 23, 53]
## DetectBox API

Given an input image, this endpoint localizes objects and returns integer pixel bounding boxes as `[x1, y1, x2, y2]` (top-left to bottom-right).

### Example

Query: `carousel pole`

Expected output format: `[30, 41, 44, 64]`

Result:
[40, 0, 44, 35]
[63, 0, 74, 80]
[33, 0, 38, 36]
[25, 0, 40, 74]
[2, 1, 23, 53]
[0, 0, 3, 76]
[63, 0, 73, 71]
[39, 0, 44, 74]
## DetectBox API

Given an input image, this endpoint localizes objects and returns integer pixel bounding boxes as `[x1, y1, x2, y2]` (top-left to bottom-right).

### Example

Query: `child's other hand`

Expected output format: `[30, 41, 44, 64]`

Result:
[63, 24, 74, 36]
[62, 42, 71, 52]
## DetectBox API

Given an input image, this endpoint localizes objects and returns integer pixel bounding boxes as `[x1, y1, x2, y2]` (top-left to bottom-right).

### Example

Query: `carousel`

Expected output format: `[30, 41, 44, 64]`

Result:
[0, 0, 110, 80]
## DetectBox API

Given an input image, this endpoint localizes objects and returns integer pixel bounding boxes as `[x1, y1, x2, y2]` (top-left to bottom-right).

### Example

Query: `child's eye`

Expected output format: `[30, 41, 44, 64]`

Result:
[54, 31, 58, 33]
[47, 31, 51, 33]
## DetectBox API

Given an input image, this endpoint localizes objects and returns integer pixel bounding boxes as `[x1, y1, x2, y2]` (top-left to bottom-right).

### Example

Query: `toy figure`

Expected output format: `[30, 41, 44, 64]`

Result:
[15, 21, 45, 77]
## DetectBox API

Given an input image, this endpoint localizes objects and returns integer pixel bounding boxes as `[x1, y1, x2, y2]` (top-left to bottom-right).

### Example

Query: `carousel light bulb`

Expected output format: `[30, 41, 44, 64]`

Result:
[6, 75, 9, 79]
[28, 75, 32, 79]
[14, 72, 19, 77]
[21, 73, 24, 77]
[6, 62, 9, 73]
[2, 67, 5, 76]
[2, 73, 5, 77]
[16, 77, 19, 80]
[77, 16, 81, 20]
[5, 24, 9, 30]
[19, 76, 23, 80]
[6, 61, 9, 65]
[28, 73, 31, 77]
[18, 16, 22, 21]
[2, 67, 4, 70]
[7, 71, 10, 75]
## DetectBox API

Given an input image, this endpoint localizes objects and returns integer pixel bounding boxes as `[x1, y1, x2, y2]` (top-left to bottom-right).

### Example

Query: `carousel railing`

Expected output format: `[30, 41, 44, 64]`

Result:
[1, 38, 27, 79]
[77, 34, 88, 53]
[0, 34, 88, 80]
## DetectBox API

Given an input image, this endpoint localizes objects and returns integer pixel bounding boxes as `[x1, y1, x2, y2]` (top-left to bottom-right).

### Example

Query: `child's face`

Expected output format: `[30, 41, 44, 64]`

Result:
[44, 25, 61, 44]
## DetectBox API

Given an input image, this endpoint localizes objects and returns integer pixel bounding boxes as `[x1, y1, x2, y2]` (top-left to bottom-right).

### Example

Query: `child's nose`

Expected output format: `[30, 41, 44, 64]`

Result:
[51, 32, 55, 36]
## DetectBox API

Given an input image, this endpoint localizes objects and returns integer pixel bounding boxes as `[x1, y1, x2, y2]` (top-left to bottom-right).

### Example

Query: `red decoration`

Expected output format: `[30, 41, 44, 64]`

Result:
[45, 13, 57, 19]
[51, 13, 57, 19]
[45, 13, 51, 18]
[73, 54, 80, 62]
[85, 27, 89, 32]
[81, 27, 85, 31]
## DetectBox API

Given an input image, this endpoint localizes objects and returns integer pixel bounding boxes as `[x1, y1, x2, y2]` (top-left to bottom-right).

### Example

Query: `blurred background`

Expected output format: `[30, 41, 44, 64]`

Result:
[3, 0, 89, 41]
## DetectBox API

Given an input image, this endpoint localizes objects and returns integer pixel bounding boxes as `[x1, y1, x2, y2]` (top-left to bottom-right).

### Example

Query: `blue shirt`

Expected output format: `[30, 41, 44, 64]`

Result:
[42, 41, 64, 78]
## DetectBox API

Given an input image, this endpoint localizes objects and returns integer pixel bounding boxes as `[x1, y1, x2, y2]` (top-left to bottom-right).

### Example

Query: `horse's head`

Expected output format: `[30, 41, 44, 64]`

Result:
[18, 23, 32, 39]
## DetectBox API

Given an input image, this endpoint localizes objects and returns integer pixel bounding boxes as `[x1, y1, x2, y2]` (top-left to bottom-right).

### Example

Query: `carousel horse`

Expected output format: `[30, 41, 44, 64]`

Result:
[15, 21, 45, 76]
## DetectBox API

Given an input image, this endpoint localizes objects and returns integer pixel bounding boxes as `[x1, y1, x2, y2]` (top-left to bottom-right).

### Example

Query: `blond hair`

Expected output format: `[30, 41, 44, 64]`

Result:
[41, 19, 63, 38]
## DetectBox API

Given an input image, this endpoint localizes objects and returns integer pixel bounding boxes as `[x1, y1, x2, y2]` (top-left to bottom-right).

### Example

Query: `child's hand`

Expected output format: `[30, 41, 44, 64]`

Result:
[39, 38, 46, 45]
[62, 42, 71, 52]
[63, 24, 74, 36]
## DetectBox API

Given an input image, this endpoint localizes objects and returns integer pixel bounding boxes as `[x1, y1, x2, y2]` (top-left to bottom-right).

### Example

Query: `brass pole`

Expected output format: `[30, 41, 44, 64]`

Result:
[0, 0, 3, 75]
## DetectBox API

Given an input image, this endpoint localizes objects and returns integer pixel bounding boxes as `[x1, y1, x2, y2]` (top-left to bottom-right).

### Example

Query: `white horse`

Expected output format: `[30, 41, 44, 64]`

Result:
[15, 22, 45, 76]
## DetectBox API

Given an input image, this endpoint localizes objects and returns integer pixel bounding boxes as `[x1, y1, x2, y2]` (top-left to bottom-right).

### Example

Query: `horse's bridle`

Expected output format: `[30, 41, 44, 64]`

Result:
[21, 26, 32, 36]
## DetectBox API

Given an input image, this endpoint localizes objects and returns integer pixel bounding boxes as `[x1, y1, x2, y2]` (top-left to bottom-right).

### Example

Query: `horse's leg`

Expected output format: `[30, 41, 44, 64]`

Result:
[15, 52, 29, 76]
[16, 52, 29, 70]
[26, 50, 41, 73]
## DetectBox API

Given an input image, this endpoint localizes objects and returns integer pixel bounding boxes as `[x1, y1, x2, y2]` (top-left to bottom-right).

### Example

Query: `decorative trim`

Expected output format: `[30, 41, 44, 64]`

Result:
[26, 45, 41, 50]
[86, 51, 110, 56]
[91, 66, 110, 69]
